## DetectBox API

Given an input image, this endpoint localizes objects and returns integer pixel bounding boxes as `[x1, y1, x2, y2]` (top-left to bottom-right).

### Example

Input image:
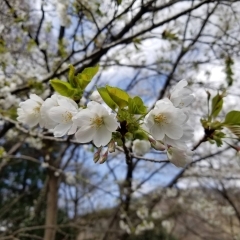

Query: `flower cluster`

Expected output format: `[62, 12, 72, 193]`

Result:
[16, 79, 195, 167]
[17, 94, 119, 147]
[144, 80, 195, 167]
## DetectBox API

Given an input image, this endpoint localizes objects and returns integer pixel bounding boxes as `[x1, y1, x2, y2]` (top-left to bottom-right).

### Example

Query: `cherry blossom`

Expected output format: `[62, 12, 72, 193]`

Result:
[163, 124, 194, 149]
[17, 94, 44, 128]
[170, 80, 195, 108]
[144, 99, 187, 141]
[132, 139, 151, 156]
[73, 101, 119, 147]
[89, 90, 103, 103]
[167, 147, 193, 167]
[47, 95, 79, 137]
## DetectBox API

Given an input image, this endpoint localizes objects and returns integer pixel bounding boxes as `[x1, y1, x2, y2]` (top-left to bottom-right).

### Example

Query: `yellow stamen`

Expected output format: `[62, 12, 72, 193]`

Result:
[33, 106, 41, 116]
[91, 116, 104, 128]
[62, 111, 73, 123]
[154, 113, 168, 125]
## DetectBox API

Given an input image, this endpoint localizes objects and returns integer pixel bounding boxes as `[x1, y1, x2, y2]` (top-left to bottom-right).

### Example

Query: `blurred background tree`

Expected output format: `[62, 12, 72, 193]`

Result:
[0, 0, 240, 239]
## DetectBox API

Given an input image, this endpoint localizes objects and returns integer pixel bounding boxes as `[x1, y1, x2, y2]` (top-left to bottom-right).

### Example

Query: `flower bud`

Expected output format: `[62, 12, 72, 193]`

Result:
[167, 147, 192, 167]
[148, 137, 166, 151]
[108, 140, 115, 153]
[99, 150, 108, 164]
[132, 139, 150, 156]
[93, 147, 102, 163]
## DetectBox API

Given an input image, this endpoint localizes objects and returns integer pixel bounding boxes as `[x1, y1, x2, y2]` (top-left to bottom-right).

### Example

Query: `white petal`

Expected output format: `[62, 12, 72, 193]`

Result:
[25, 114, 39, 127]
[181, 125, 194, 141]
[164, 136, 187, 149]
[39, 117, 45, 128]
[73, 109, 95, 126]
[179, 95, 195, 108]
[144, 111, 155, 129]
[150, 124, 165, 140]
[68, 123, 77, 135]
[30, 94, 44, 104]
[103, 114, 119, 132]
[20, 100, 39, 112]
[41, 98, 58, 129]
[162, 123, 183, 140]
[89, 91, 103, 103]
[155, 99, 173, 109]
[133, 139, 150, 156]
[93, 126, 112, 147]
[87, 101, 108, 116]
[56, 95, 78, 111]
[167, 147, 192, 167]
[172, 109, 187, 124]
[49, 106, 73, 124]
[75, 126, 95, 143]
[53, 123, 72, 137]
[173, 80, 188, 91]
[170, 96, 181, 107]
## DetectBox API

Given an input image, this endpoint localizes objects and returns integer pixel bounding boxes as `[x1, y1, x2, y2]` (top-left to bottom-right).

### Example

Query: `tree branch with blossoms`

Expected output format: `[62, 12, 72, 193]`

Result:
[5, 60, 240, 240]
[11, 63, 240, 170]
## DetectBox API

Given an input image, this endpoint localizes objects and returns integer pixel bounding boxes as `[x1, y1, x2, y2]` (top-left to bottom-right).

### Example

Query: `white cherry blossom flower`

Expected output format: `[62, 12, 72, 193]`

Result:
[164, 124, 194, 149]
[144, 99, 187, 141]
[89, 90, 103, 103]
[47, 95, 79, 137]
[40, 94, 59, 130]
[17, 94, 44, 127]
[170, 80, 195, 108]
[132, 139, 151, 156]
[167, 147, 193, 167]
[73, 101, 119, 147]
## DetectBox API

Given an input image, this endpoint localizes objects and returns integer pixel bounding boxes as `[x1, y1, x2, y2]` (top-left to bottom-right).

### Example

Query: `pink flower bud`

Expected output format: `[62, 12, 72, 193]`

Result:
[99, 150, 108, 164]
[108, 140, 115, 153]
[93, 147, 102, 163]
[148, 137, 166, 151]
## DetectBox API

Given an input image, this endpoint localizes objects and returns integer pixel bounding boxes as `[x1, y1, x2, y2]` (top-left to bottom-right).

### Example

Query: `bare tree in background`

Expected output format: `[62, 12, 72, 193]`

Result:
[0, 0, 240, 239]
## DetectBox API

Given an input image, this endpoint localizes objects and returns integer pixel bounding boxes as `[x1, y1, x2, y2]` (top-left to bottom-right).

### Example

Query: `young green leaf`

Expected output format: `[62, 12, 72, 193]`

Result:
[97, 87, 117, 110]
[106, 85, 130, 109]
[224, 111, 240, 125]
[76, 65, 99, 90]
[211, 94, 223, 118]
[134, 130, 148, 140]
[50, 79, 76, 97]
[128, 96, 147, 114]
[68, 65, 76, 87]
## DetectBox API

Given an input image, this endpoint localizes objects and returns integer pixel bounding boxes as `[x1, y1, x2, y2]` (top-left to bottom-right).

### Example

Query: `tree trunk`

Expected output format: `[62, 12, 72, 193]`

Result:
[43, 171, 59, 240]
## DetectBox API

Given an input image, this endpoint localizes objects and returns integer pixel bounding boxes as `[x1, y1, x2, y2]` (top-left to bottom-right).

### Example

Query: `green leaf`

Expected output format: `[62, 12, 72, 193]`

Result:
[224, 111, 240, 125]
[214, 137, 223, 147]
[97, 87, 117, 110]
[68, 65, 75, 87]
[128, 96, 147, 114]
[226, 125, 240, 138]
[76, 65, 99, 90]
[50, 79, 76, 98]
[134, 130, 148, 140]
[162, 30, 179, 41]
[211, 94, 223, 118]
[106, 85, 130, 108]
